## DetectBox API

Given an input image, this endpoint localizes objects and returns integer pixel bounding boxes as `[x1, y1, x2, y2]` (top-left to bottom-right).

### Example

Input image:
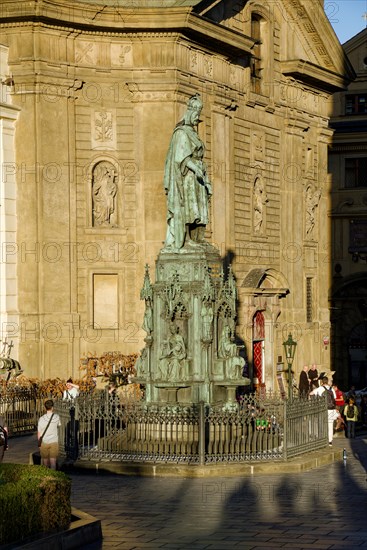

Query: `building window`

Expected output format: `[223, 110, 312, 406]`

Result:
[251, 14, 261, 94]
[306, 277, 313, 323]
[345, 157, 367, 188]
[249, 10, 273, 98]
[345, 94, 367, 115]
[250, 13, 271, 96]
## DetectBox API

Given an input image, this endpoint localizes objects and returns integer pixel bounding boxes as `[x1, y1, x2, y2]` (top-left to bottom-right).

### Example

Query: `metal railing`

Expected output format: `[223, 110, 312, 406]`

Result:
[55, 392, 328, 464]
[0, 389, 45, 436]
[284, 396, 328, 458]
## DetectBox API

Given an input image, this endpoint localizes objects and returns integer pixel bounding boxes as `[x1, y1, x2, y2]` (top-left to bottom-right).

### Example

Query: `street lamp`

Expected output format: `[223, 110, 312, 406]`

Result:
[283, 333, 297, 400]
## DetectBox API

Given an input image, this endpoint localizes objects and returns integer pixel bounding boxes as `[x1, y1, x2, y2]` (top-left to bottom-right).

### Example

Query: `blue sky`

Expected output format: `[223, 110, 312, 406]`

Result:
[328, 0, 367, 43]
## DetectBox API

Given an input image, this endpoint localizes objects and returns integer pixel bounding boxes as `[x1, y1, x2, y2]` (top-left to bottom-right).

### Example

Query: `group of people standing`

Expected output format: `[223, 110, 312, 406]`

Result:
[298, 365, 361, 445]
[298, 364, 320, 396]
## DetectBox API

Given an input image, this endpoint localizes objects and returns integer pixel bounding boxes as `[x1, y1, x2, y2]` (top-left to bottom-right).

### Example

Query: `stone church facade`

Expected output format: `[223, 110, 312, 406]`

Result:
[0, 0, 353, 389]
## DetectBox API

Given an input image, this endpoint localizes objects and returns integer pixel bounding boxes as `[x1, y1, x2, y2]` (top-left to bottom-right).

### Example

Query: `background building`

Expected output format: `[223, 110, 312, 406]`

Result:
[329, 28, 367, 390]
[0, 0, 353, 390]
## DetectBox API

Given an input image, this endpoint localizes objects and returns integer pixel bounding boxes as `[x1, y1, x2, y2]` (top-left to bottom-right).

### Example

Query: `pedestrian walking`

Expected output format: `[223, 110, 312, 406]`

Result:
[37, 399, 61, 470]
[310, 376, 339, 446]
[344, 397, 358, 439]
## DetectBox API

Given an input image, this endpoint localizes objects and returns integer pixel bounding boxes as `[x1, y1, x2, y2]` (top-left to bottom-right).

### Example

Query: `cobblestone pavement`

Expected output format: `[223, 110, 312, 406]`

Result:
[4, 433, 367, 549]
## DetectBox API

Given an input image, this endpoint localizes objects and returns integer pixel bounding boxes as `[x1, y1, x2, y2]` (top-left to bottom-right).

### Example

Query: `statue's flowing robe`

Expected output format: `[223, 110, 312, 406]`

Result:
[164, 123, 210, 249]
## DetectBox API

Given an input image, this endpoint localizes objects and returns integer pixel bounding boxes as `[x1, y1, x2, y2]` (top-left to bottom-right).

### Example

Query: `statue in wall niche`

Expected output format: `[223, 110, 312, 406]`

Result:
[135, 348, 148, 378]
[218, 325, 237, 359]
[218, 324, 245, 379]
[305, 185, 321, 236]
[92, 161, 118, 226]
[253, 176, 268, 233]
[160, 324, 187, 381]
[163, 94, 212, 250]
[201, 301, 214, 342]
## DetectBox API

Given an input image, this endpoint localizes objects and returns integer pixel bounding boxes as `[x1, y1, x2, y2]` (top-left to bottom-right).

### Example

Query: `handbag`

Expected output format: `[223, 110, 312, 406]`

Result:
[38, 413, 54, 447]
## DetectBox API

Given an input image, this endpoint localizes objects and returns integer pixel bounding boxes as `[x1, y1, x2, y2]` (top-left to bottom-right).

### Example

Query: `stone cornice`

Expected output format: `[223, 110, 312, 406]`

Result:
[330, 143, 367, 152]
[0, 101, 21, 118]
[0, 1, 255, 59]
[186, 12, 255, 56]
[281, 60, 350, 93]
[240, 287, 289, 298]
[287, 0, 355, 81]
[343, 28, 367, 54]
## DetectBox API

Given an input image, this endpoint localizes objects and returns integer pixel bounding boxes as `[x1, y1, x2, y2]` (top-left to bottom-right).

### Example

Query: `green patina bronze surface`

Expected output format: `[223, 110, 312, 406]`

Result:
[136, 96, 249, 406]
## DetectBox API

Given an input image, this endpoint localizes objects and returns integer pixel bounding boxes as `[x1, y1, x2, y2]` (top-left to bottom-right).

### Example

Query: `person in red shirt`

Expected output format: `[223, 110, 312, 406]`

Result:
[333, 384, 345, 431]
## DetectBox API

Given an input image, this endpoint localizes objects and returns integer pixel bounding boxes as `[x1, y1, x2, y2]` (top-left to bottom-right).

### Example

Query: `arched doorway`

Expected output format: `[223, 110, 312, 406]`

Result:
[253, 311, 265, 390]
[349, 322, 367, 387]
[240, 268, 289, 392]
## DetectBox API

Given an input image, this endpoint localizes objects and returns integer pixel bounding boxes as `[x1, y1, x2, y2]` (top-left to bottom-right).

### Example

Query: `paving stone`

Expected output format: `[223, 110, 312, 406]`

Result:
[4, 433, 367, 549]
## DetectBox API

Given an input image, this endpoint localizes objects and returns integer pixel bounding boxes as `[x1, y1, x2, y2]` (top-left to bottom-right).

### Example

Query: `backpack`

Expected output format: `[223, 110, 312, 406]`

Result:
[347, 405, 355, 419]
[324, 387, 336, 409]
[0, 425, 7, 448]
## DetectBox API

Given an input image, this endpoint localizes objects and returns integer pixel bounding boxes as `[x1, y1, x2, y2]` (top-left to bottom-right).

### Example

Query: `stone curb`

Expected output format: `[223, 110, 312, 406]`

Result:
[70, 446, 343, 477]
[2, 507, 102, 550]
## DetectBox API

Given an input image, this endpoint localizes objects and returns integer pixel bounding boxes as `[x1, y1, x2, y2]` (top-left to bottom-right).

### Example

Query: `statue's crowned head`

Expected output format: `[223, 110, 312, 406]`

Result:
[183, 93, 203, 125]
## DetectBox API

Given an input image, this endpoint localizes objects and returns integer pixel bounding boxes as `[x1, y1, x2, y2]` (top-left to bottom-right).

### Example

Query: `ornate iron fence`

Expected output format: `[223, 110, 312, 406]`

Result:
[284, 396, 328, 458]
[55, 392, 328, 464]
[0, 389, 45, 436]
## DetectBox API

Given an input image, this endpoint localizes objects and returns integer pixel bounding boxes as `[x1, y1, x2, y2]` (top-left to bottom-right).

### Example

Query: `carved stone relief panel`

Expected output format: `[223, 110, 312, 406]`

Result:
[305, 184, 321, 239]
[112, 43, 133, 66]
[91, 160, 119, 228]
[91, 110, 116, 150]
[250, 129, 265, 166]
[190, 49, 199, 72]
[75, 41, 97, 66]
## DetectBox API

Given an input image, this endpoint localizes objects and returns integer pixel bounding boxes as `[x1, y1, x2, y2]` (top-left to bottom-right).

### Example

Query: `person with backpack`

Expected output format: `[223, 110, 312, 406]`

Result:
[310, 376, 340, 446]
[344, 397, 358, 439]
[0, 415, 8, 463]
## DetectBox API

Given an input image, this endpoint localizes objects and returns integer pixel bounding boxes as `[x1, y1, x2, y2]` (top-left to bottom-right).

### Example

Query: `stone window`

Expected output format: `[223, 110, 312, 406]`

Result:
[345, 94, 367, 115]
[250, 12, 271, 96]
[345, 157, 367, 188]
[251, 14, 262, 92]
